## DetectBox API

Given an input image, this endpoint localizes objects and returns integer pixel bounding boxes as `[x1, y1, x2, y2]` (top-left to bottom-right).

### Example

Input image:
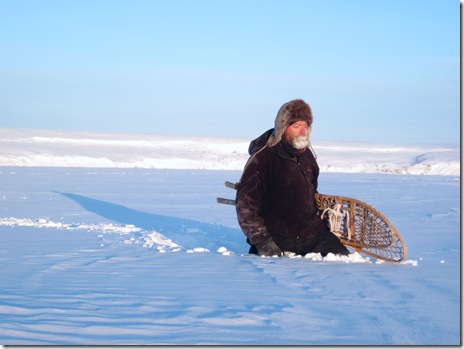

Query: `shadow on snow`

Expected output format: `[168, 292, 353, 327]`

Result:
[57, 191, 246, 253]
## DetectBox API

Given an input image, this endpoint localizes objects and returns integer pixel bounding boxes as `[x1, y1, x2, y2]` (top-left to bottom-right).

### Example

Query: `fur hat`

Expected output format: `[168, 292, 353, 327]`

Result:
[267, 99, 313, 147]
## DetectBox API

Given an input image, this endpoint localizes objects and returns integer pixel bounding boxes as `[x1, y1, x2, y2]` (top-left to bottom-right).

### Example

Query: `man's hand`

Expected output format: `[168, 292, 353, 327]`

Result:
[255, 236, 282, 257]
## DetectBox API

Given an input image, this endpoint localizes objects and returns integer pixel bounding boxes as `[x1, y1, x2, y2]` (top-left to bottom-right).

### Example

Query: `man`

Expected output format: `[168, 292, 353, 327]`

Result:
[235, 99, 350, 257]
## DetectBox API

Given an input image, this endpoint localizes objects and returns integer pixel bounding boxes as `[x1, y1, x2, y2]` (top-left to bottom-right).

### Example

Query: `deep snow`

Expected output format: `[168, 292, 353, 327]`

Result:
[0, 129, 460, 345]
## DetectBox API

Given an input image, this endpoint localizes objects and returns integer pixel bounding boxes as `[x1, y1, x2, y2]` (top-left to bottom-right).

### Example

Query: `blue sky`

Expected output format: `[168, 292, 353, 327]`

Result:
[0, 0, 460, 144]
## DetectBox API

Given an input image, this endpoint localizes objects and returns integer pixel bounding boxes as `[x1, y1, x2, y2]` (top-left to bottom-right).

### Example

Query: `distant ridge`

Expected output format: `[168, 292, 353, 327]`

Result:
[0, 128, 459, 176]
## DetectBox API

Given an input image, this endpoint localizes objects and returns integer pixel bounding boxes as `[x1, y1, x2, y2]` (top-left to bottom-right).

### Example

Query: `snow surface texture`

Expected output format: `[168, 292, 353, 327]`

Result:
[0, 167, 459, 345]
[0, 128, 460, 345]
[0, 128, 459, 175]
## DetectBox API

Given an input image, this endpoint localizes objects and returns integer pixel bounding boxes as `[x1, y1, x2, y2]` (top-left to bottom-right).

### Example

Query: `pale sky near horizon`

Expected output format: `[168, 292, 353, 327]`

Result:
[0, 0, 460, 145]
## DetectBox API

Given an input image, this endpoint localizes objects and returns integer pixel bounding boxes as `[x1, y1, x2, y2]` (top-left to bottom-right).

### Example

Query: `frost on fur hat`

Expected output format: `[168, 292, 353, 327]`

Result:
[267, 99, 313, 147]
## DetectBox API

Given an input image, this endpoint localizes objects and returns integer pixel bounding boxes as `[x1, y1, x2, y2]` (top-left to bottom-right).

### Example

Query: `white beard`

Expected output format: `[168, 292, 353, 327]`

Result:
[291, 135, 310, 150]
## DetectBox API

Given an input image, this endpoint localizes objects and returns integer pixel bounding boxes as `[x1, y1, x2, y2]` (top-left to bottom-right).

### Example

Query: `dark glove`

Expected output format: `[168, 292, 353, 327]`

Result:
[255, 236, 282, 257]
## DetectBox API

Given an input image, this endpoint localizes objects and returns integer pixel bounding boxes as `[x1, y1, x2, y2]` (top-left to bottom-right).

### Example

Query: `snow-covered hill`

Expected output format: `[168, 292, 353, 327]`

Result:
[0, 128, 459, 175]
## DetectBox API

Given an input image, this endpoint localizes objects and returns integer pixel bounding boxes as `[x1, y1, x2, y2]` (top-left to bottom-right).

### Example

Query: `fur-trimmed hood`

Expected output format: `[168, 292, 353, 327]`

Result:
[267, 99, 313, 147]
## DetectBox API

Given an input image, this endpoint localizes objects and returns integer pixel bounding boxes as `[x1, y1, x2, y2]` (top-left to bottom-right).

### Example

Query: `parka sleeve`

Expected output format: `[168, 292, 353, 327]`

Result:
[235, 151, 270, 245]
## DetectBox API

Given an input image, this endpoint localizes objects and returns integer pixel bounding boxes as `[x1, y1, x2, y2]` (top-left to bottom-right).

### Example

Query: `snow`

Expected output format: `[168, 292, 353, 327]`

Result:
[0, 129, 460, 345]
[0, 128, 459, 175]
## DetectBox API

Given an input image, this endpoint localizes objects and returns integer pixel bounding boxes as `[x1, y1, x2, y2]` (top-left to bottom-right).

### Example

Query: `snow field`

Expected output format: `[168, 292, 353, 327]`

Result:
[0, 168, 460, 345]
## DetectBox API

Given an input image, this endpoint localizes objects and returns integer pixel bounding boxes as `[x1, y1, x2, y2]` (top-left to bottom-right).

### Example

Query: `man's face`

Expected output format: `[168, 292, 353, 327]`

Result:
[282, 120, 309, 149]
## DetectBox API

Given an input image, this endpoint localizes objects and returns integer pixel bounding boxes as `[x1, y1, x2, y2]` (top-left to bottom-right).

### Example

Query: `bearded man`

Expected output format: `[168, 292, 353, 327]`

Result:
[235, 99, 350, 257]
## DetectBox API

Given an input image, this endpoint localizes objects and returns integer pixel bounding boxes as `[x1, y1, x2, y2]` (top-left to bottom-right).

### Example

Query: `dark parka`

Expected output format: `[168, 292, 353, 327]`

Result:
[235, 99, 349, 256]
[235, 130, 328, 253]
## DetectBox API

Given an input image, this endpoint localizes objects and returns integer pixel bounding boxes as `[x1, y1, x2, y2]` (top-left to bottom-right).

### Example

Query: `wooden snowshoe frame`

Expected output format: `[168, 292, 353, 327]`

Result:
[315, 193, 407, 262]
[217, 181, 408, 262]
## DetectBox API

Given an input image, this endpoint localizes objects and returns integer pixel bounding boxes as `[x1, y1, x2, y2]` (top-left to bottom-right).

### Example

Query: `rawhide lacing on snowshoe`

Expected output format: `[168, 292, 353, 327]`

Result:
[321, 204, 352, 240]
